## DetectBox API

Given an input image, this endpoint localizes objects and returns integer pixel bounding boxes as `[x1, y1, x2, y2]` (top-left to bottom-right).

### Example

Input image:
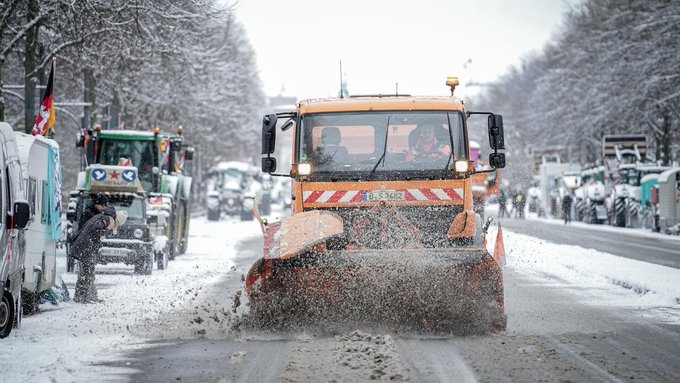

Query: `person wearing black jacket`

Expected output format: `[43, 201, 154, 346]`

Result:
[72, 206, 128, 303]
[562, 193, 574, 224]
[78, 194, 108, 232]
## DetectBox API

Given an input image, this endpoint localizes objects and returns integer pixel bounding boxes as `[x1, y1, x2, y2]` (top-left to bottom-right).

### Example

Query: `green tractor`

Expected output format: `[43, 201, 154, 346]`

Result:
[76, 127, 194, 258]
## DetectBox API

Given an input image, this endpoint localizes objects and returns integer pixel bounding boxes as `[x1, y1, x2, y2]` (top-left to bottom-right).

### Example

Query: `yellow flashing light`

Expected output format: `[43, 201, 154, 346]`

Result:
[446, 77, 460, 96]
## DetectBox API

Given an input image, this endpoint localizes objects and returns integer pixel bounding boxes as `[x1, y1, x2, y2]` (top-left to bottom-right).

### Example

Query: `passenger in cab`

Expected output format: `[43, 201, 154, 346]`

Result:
[406, 123, 451, 161]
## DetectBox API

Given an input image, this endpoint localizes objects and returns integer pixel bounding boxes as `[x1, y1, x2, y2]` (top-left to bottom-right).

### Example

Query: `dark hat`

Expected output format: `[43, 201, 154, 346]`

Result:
[102, 206, 117, 219]
[92, 194, 109, 206]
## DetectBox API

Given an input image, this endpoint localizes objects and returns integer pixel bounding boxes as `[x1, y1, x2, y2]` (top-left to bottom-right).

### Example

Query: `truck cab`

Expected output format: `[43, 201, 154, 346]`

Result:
[261, 88, 505, 248]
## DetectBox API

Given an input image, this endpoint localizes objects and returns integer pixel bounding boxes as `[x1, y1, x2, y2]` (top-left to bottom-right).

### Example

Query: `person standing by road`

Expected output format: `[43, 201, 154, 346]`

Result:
[72, 206, 127, 303]
[562, 193, 574, 224]
[498, 189, 508, 218]
[515, 190, 526, 219]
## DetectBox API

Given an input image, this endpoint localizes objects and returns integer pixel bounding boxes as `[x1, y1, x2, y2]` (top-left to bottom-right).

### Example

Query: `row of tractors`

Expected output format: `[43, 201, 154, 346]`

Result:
[534, 135, 680, 234]
[204, 160, 293, 222]
[65, 127, 194, 274]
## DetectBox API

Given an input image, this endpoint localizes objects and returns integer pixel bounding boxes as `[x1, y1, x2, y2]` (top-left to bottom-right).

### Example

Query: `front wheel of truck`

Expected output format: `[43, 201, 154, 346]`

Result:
[0, 290, 15, 338]
[156, 247, 169, 270]
[134, 252, 154, 275]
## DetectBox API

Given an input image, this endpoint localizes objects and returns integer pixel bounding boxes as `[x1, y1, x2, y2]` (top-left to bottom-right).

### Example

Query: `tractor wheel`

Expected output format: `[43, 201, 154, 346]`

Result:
[134, 252, 154, 275]
[241, 210, 254, 221]
[207, 209, 220, 221]
[179, 201, 190, 255]
[156, 247, 169, 270]
[21, 290, 40, 316]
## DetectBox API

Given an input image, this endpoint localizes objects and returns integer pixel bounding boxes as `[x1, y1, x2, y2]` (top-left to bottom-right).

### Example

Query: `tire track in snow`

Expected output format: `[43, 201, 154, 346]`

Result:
[394, 338, 477, 382]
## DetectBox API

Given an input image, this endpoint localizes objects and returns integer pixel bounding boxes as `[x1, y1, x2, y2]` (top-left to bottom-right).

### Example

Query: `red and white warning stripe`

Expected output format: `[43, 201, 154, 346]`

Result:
[302, 188, 463, 204]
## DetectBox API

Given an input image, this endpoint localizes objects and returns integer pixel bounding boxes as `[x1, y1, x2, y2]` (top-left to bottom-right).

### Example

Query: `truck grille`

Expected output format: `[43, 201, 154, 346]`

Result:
[311, 205, 464, 249]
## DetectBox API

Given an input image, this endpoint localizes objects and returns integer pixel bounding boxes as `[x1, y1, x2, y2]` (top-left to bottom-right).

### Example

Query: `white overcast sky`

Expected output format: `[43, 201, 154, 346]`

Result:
[232, 0, 581, 99]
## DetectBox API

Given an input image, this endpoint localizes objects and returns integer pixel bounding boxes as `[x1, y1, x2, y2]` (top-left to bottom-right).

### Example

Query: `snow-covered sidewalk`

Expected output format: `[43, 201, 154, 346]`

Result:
[0, 216, 263, 382]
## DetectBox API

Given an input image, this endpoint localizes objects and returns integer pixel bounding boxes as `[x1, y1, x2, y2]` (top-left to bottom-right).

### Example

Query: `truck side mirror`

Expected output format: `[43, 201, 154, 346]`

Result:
[262, 157, 277, 173]
[489, 153, 506, 169]
[262, 114, 277, 155]
[487, 114, 505, 150]
[10, 201, 30, 229]
[184, 147, 195, 161]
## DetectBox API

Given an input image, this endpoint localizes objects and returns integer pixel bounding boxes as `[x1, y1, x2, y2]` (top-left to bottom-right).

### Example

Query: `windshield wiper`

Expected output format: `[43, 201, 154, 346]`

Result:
[444, 151, 453, 171]
[368, 116, 391, 180]
[443, 112, 455, 171]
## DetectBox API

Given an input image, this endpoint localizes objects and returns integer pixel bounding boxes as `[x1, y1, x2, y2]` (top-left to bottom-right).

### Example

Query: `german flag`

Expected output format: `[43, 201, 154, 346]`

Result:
[32, 60, 56, 136]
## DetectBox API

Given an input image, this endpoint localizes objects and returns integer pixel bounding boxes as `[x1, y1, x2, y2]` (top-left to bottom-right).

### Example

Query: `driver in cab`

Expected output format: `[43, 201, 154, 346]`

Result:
[406, 123, 451, 161]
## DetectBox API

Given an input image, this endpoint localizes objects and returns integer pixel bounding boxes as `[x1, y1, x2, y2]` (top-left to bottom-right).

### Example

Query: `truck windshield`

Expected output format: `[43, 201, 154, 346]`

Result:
[99, 140, 155, 191]
[109, 197, 145, 223]
[298, 111, 466, 179]
[218, 169, 244, 191]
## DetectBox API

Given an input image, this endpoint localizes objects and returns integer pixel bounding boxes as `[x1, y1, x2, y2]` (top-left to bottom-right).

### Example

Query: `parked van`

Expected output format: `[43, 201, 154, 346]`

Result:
[0, 122, 32, 338]
[15, 133, 61, 314]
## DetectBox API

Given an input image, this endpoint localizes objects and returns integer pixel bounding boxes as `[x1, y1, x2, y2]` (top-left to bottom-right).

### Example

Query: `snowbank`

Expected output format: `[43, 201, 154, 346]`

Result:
[488, 224, 680, 314]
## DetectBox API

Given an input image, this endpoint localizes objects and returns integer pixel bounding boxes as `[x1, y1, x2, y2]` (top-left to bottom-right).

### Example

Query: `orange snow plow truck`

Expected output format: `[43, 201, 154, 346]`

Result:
[246, 78, 507, 333]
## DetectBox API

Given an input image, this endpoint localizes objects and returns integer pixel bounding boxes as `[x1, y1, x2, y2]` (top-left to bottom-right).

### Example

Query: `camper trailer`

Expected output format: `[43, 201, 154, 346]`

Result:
[0, 122, 32, 338]
[15, 133, 61, 314]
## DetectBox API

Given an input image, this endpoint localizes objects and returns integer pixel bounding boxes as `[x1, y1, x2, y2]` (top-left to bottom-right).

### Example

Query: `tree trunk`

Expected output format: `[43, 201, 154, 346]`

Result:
[23, 0, 40, 134]
[661, 109, 671, 166]
[0, 58, 5, 122]
[86, 70, 97, 129]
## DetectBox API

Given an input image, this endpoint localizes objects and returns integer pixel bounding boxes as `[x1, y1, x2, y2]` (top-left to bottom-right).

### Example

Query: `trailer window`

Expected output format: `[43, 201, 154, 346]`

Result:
[27, 178, 37, 216]
[41, 181, 48, 225]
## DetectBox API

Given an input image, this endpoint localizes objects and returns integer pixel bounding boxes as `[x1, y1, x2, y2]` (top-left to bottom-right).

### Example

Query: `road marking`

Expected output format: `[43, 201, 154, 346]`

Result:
[547, 337, 625, 383]
[395, 339, 477, 383]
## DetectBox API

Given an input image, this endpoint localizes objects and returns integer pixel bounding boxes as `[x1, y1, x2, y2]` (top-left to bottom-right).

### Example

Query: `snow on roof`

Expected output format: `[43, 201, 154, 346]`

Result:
[14, 132, 60, 176]
[98, 129, 156, 138]
[14, 132, 34, 173]
[640, 173, 660, 184]
[214, 161, 251, 171]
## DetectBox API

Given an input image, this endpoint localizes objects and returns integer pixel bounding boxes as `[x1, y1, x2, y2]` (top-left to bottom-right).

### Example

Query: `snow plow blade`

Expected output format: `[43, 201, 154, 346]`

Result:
[246, 247, 505, 334]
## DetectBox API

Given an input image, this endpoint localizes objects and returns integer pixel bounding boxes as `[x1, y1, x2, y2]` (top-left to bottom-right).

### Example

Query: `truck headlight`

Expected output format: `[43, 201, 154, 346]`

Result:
[454, 160, 468, 173]
[298, 163, 311, 175]
[134, 228, 144, 239]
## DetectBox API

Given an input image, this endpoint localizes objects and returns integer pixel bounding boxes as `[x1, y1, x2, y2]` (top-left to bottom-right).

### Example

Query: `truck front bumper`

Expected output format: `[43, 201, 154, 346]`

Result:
[98, 239, 153, 265]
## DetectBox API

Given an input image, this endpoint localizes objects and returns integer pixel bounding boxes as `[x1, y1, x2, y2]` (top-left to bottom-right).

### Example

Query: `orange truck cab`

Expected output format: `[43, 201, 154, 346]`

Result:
[261, 93, 505, 247]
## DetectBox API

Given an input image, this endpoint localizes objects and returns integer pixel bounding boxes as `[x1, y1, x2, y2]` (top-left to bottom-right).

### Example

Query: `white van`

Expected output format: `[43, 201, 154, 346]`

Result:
[15, 133, 61, 313]
[0, 122, 32, 339]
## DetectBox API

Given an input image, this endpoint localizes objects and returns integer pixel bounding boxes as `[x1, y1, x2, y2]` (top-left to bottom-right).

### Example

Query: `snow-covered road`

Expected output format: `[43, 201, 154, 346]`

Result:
[1, 206, 679, 382]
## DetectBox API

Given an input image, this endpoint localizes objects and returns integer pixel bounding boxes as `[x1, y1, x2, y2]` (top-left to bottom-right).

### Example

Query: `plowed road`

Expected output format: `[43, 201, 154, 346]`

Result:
[111, 216, 680, 383]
